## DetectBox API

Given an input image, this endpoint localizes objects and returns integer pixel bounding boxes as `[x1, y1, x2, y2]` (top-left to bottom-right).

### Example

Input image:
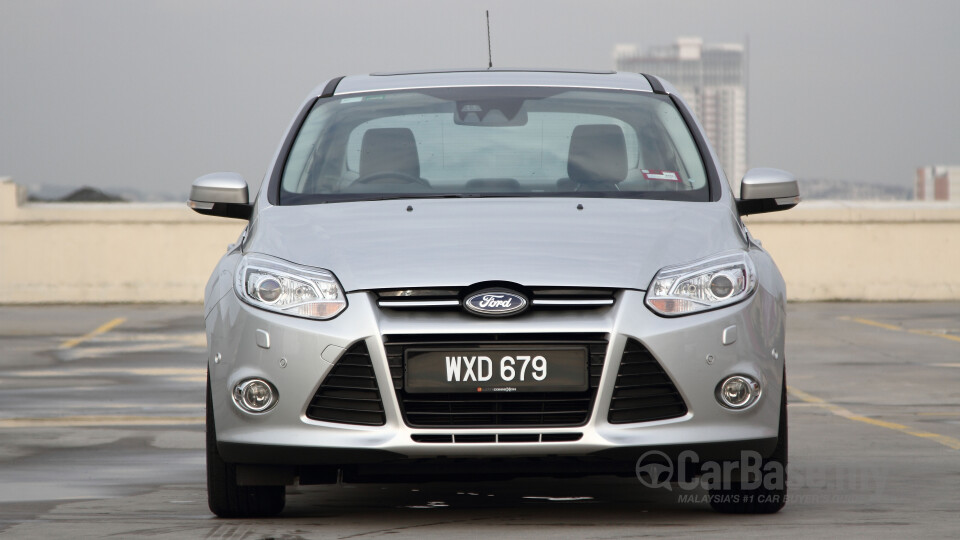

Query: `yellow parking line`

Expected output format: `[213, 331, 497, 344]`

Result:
[842, 316, 902, 332]
[788, 386, 960, 451]
[907, 328, 960, 344]
[58, 317, 126, 349]
[840, 316, 960, 344]
[0, 415, 204, 428]
[785, 386, 828, 404]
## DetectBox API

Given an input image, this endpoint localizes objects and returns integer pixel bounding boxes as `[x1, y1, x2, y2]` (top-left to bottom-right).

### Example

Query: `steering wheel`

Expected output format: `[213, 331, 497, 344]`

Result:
[353, 171, 430, 186]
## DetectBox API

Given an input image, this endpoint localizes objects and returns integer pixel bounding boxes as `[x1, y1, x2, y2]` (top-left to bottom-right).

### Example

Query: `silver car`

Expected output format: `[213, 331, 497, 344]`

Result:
[189, 69, 799, 517]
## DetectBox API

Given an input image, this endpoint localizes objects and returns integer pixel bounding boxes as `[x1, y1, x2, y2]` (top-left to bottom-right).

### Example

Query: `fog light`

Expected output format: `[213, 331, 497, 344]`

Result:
[716, 375, 761, 409]
[233, 378, 278, 413]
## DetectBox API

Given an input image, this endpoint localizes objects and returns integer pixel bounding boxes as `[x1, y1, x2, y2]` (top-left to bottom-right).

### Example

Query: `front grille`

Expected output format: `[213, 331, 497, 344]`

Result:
[607, 339, 688, 424]
[306, 341, 386, 426]
[376, 287, 615, 311]
[385, 334, 607, 428]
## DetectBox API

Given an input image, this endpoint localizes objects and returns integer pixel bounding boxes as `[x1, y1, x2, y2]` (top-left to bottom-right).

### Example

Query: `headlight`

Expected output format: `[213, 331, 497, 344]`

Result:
[235, 253, 347, 319]
[645, 251, 757, 316]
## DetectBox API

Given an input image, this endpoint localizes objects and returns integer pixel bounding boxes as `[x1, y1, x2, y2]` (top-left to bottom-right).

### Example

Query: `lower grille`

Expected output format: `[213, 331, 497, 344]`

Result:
[411, 433, 583, 443]
[306, 341, 386, 426]
[385, 334, 607, 428]
[607, 339, 688, 424]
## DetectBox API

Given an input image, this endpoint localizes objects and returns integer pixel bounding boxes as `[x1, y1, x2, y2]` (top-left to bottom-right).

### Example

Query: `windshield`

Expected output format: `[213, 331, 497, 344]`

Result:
[279, 87, 710, 204]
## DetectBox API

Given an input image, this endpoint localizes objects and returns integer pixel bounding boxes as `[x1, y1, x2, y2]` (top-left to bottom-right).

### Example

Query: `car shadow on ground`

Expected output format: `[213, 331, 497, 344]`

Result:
[279, 477, 719, 518]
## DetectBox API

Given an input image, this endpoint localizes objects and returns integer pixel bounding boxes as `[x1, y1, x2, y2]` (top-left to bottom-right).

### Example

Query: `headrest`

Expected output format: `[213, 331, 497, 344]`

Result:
[358, 127, 420, 178]
[567, 124, 628, 184]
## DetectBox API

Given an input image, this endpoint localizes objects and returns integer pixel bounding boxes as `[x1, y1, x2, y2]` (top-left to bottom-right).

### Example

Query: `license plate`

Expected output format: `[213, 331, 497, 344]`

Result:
[404, 346, 588, 393]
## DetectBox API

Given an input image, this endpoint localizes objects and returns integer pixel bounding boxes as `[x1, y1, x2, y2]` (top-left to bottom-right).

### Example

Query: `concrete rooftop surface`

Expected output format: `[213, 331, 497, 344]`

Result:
[0, 303, 958, 538]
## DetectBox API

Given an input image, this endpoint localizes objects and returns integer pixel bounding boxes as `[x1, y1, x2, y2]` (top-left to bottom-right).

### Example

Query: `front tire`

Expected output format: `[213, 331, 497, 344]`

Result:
[206, 372, 285, 518]
[708, 370, 788, 514]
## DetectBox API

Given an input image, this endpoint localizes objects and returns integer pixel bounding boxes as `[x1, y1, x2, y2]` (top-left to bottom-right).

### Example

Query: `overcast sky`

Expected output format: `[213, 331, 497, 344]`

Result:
[1, 0, 957, 197]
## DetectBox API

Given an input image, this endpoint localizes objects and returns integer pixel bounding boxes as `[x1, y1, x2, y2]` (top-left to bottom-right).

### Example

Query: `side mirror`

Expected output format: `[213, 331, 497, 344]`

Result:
[736, 168, 801, 216]
[188, 172, 252, 220]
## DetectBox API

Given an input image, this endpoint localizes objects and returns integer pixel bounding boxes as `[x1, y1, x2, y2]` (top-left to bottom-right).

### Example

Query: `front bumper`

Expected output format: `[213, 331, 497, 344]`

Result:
[205, 286, 785, 468]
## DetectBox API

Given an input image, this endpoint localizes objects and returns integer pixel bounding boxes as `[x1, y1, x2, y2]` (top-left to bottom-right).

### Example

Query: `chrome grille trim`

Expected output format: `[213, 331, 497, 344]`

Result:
[377, 300, 461, 308]
[375, 287, 616, 311]
[532, 298, 615, 306]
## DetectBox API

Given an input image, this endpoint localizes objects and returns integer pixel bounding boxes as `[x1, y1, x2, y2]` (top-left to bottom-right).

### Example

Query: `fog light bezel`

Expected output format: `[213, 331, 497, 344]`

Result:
[233, 378, 279, 414]
[715, 375, 762, 410]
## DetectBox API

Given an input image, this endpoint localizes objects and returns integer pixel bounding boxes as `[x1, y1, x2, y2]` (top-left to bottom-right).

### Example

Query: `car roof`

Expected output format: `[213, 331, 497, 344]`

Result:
[317, 69, 657, 97]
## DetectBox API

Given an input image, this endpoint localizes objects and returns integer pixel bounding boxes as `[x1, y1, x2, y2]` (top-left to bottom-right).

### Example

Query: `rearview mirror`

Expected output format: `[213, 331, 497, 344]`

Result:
[454, 98, 529, 126]
[188, 172, 252, 220]
[736, 168, 800, 216]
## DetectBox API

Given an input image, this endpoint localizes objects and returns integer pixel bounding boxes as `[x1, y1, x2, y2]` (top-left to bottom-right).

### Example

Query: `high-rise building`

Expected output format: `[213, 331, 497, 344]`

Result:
[915, 166, 960, 201]
[615, 37, 748, 193]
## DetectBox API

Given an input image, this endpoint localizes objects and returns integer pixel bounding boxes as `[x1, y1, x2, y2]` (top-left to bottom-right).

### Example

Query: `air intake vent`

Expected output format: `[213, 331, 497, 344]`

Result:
[306, 341, 386, 426]
[607, 339, 688, 424]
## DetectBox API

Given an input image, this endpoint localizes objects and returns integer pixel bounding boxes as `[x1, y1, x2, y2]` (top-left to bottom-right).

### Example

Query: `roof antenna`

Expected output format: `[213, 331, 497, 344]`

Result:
[486, 10, 493, 68]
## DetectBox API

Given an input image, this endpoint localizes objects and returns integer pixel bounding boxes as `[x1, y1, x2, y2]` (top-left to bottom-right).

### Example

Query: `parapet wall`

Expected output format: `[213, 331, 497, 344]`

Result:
[2, 178, 958, 303]
[0, 179, 242, 303]
[743, 201, 960, 300]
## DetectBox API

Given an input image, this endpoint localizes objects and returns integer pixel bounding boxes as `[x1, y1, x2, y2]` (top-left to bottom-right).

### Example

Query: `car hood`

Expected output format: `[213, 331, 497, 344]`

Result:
[244, 197, 746, 292]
